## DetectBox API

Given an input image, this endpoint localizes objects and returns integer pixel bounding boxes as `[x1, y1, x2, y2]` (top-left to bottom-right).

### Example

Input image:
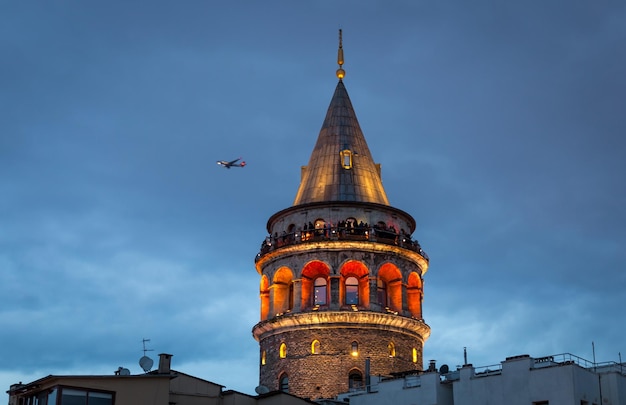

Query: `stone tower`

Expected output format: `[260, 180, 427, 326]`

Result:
[252, 31, 430, 400]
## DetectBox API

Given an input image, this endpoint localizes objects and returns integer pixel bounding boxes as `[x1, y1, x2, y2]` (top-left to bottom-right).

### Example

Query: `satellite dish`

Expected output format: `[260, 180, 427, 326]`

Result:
[139, 355, 154, 372]
[119, 368, 131, 376]
[439, 364, 449, 374]
[255, 385, 270, 395]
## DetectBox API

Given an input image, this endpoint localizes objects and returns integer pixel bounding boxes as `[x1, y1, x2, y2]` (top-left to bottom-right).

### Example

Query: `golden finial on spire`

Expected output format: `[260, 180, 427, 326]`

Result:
[336, 29, 345, 80]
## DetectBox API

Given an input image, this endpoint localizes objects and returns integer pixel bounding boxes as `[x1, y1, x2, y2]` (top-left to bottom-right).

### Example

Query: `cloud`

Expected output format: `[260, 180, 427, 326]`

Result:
[1, 1, 625, 398]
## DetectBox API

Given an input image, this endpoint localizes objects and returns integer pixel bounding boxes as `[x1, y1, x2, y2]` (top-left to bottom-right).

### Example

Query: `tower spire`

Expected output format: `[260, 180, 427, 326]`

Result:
[293, 29, 388, 206]
[336, 29, 345, 80]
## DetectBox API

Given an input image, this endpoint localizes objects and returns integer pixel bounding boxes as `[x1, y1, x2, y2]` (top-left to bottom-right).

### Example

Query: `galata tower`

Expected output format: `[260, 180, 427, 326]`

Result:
[252, 31, 430, 400]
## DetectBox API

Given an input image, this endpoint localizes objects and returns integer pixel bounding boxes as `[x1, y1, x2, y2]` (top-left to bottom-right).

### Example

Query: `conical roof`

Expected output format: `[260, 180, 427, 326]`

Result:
[293, 80, 389, 206]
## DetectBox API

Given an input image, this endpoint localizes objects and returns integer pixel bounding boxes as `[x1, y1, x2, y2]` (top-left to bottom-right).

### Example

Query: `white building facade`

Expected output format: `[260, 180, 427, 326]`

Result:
[336, 353, 626, 405]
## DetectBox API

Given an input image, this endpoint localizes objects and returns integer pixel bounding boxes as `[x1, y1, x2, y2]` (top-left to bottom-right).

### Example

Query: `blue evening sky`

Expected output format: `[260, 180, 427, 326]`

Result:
[1, 1, 625, 396]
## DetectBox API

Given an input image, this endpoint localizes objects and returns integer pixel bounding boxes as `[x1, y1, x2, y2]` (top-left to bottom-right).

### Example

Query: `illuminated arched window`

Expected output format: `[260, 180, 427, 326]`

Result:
[260, 275, 270, 320]
[388, 342, 396, 357]
[279, 343, 287, 359]
[348, 370, 363, 391]
[377, 278, 387, 307]
[261, 350, 266, 365]
[340, 149, 353, 169]
[351, 341, 359, 357]
[313, 277, 327, 306]
[279, 374, 289, 392]
[345, 276, 359, 305]
[412, 348, 418, 363]
[311, 339, 320, 354]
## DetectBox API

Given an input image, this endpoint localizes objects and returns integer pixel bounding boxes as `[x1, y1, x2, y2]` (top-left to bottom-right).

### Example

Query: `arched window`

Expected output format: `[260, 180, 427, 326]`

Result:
[311, 339, 320, 354]
[273, 267, 294, 315]
[407, 272, 423, 319]
[302, 261, 331, 310]
[388, 342, 396, 357]
[260, 276, 270, 320]
[351, 341, 359, 357]
[348, 370, 363, 391]
[313, 277, 327, 306]
[345, 276, 359, 305]
[340, 149, 353, 169]
[279, 374, 289, 392]
[287, 223, 296, 244]
[412, 348, 418, 363]
[377, 278, 387, 307]
[279, 343, 287, 359]
[261, 350, 266, 366]
[378, 263, 402, 312]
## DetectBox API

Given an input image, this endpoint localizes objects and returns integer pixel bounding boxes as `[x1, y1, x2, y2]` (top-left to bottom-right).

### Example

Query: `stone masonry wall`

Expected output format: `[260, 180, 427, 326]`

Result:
[259, 324, 424, 400]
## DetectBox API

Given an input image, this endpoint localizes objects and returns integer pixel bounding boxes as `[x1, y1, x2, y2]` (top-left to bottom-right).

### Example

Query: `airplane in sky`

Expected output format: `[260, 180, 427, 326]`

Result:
[217, 157, 246, 169]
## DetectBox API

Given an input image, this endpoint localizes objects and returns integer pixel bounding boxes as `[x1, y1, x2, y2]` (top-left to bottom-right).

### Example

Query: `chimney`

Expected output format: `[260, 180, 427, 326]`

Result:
[428, 359, 437, 372]
[158, 353, 173, 374]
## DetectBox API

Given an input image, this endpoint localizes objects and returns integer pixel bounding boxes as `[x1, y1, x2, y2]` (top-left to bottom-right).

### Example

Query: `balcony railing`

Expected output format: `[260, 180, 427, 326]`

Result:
[534, 353, 626, 375]
[255, 226, 428, 262]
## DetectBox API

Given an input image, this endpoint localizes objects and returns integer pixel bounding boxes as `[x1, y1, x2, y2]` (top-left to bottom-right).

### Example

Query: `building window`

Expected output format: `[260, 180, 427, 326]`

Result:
[261, 350, 266, 365]
[313, 277, 327, 306]
[88, 391, 114, 405]
[533, 402, 549, 405]
[351, 341, 359, 357]
[388, 342, 396, 357]
[377, 279, 387, 307]
[345, 276, 359, 305]
[62, 388, 87, 405]
[412, 348, 418, 363]
[279, 374, 289, 392]
[53, 388, 114, 405]
[279, 343, 287, 358]
[340, 149, 353, 169]
[289, 283, 294, 310]
[22, 388, 58, 405]
[311, 339, 320, 354]
[348, 370, 364, 391]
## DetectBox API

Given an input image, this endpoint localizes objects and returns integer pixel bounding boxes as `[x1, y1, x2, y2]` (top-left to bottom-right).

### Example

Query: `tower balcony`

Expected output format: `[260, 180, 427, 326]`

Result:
[255, 225, 429, 263]
[252, 310, 431, 343]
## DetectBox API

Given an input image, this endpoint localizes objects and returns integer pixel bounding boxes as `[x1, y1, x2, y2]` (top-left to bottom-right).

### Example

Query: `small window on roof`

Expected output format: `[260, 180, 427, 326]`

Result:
[340, 149, 352, 169]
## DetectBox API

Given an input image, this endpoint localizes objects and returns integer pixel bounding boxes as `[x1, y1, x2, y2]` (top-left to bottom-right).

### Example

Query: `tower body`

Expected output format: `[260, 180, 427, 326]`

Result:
[252, 77, 430, 400]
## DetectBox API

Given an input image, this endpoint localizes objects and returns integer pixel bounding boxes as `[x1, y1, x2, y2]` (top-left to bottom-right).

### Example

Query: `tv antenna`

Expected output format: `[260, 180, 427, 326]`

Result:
[139, 338, 154, 372]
